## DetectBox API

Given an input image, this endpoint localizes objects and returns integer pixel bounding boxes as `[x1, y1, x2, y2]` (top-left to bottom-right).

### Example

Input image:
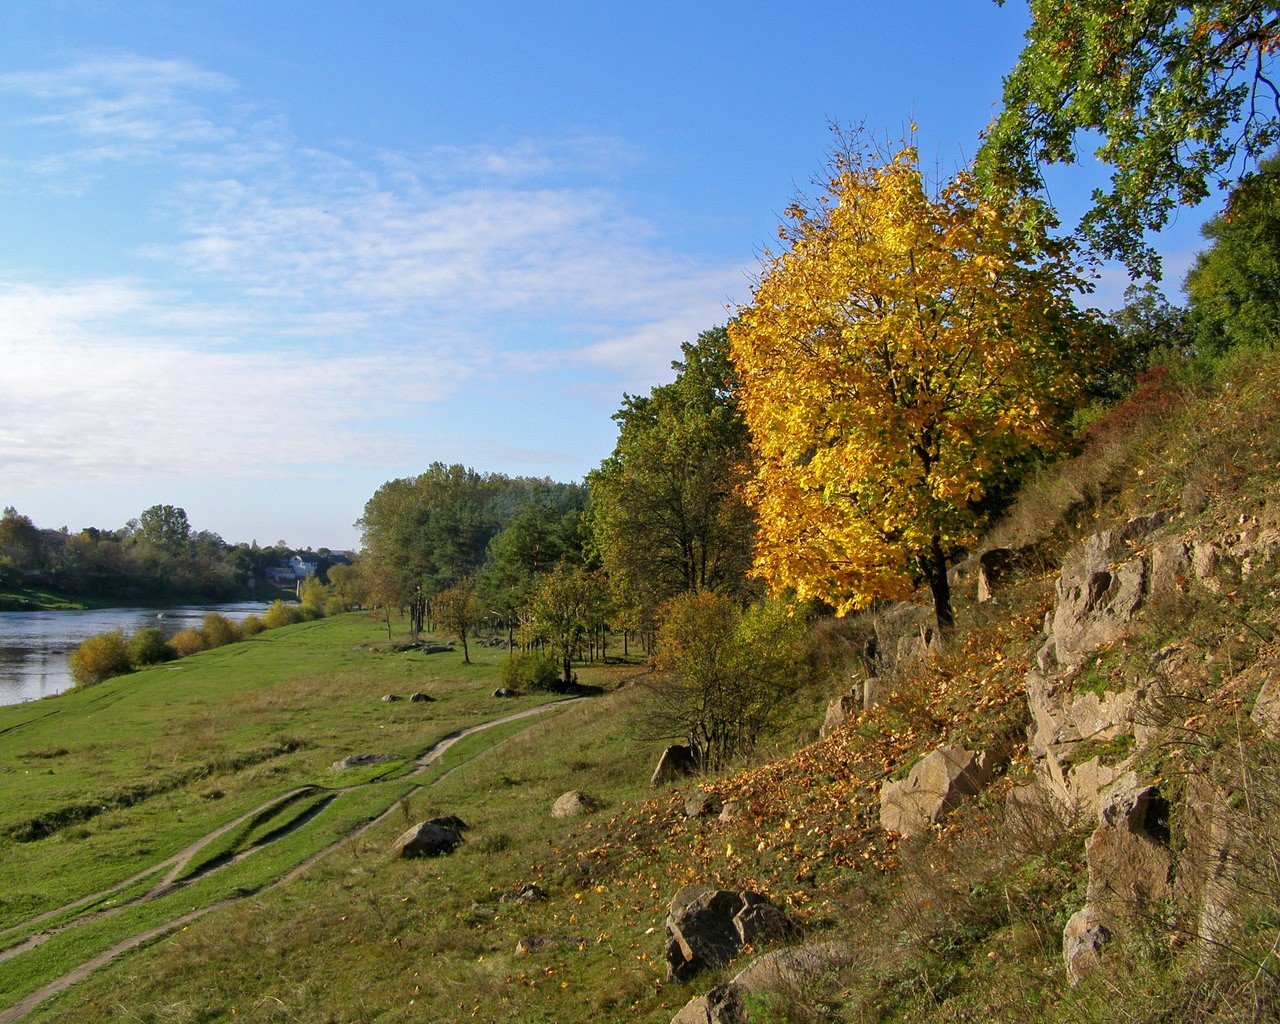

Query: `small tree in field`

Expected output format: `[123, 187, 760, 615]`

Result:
[649, 592, 811, 771]
[730, 138, 1099, 631]
[69, 630, 131, 686]
[523, 565, 605, 687]
[435, 579, 479, 664]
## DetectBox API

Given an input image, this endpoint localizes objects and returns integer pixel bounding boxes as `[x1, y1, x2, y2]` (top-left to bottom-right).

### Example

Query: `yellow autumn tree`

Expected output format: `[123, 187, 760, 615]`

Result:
[729, 139, 1101, 630]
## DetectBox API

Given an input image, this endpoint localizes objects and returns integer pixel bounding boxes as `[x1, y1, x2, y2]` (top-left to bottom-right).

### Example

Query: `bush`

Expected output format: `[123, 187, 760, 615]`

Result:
[298, 603, 323, 621]
[69, 631, 132, 687]
[263, 600, 304, 629]
[324, 596, 346, 618]
[499, 650, 563, 692]
[167, 628, 205, 658]
[239, 614, 264, 637]
[126, 627, 173, 668]
[200, 613, 242, 649]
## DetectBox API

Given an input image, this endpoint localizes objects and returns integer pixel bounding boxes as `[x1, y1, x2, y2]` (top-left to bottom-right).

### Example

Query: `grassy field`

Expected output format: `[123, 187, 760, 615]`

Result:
[0, 612, 638, 1021]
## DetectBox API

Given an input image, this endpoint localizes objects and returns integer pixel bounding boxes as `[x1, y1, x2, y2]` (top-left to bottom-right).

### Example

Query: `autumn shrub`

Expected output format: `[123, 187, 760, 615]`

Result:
[263, 600, 304, 629]
[200, 613, 242, 649]
[238, 614, 264, 637]
[126, 627, 173, 668]
[499, 650, 562, 692]
[167, 628, 205, 658]
[324, 596, 346, 618]
[68, 630, 132, 687]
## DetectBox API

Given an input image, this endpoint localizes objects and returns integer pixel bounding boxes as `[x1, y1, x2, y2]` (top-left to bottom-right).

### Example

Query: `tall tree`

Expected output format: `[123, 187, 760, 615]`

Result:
[136, 504, 191, 553]
[588, 326, 756, 627]
[730, 140, 1098, 630]
[1185, 153, 1280, 354]
[980, 1, 1280, 275]
[522, 565, 607, 686]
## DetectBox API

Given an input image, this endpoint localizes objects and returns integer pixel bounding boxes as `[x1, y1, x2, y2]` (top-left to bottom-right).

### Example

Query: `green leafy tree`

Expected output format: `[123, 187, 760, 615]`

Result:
[588, 327, 756, 629]
[981, 1, 1280, 275]
[523, 565, 607, 686]
[1099, 282, 1193, 400]
[1186, 154, 1280, 353]
[476, 502, 581, 635]
[0, 507, 44, 570]
[648, 593, 811, 771]
[435, 578, 480, 664]
[136, 504, 191, 553]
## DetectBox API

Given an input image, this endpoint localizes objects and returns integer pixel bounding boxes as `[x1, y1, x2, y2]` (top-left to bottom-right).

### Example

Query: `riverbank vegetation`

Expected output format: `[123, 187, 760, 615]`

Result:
[0, 504, 348, 609]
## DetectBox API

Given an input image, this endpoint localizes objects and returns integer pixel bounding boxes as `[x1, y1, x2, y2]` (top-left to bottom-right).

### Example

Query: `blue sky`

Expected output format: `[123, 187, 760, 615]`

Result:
[1, 2, 1217, 549]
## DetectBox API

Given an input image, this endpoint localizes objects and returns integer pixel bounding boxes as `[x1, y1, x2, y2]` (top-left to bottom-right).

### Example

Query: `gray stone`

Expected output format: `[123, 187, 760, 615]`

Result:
[684, 788, 723, 819]
[1063, 906, 1110, 985]
[862, 676, 888, 710]
[551, 790, 595, 819]
[652, 744, 698, 786]
[1085, 775, 1172, 920]
[664, 886, 795, 982]
[331, 753, 395, 772]
[718, 800, 742, 823]
[380, 693, 399, 702]
[977, 547, 1016, 603]
[391, 816, 467, 858]
[409, 691, 434, 703]
[820, 689, 859, 738]
[515, 934, 587, 955]
[492, 687, 518, 698]
[501, 883, 548, 905]
[879, 745, 997, 837]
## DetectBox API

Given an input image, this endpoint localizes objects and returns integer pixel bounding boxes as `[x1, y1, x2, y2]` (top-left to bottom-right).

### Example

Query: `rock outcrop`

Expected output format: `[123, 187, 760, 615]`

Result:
[684, 788, 723, 819]
[331, 753, 395, 772]
[820, 688, 860, 738]
[670, 942, 858, 1024]
[551, 791, 595, 818]
[652, 744, 698, 786]
[879, 745, 997, 837]
[665, 885, 796, 982]
[391, 816, 468, 858]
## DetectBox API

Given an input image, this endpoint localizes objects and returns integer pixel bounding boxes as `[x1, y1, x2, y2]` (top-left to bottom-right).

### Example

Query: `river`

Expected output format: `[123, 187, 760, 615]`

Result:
[0, 601, 272, 706]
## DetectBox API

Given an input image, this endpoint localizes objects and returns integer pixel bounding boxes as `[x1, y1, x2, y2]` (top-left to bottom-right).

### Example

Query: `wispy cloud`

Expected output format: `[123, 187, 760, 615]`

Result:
[0, 56, 746, 486]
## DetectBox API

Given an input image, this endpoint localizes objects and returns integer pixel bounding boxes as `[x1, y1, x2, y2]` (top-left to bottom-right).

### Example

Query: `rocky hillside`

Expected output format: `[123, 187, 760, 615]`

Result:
[626, 348, 1280, 1022]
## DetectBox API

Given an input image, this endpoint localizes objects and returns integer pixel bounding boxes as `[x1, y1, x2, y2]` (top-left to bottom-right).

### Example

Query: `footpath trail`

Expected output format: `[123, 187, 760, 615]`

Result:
[0, 698, 583, 1024]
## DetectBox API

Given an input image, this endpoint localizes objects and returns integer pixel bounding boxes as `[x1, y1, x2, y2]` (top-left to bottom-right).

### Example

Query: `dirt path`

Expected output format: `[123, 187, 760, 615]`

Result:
[0, 698, 583, 1024]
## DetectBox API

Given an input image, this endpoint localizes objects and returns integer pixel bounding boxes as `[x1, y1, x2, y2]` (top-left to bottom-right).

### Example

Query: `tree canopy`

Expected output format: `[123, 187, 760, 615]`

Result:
[730, 141, 1099, 629]
[980, 1, 1280, 275]
[1185, 152, 1280, 353]
[587, 326, 756, 626]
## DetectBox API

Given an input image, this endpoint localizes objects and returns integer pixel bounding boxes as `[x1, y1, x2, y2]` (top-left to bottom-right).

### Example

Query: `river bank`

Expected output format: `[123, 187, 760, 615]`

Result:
[0, 601, 272, 705]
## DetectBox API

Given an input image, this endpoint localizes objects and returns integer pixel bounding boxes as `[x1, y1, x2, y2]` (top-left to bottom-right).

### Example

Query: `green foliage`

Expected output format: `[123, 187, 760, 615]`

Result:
[1186, 155, 1280, 355]
[125, 627, 173, 669]
[475, 501, 582, 628]
[135, 504, 191, 552]
[497, 650, 562, 692]
[435, 578, 480, 662]
[199, 613, 242, 649]
[68, 631, 132, 687]
[980, 1, 1280, 275]
[650, 592, 812, 770]
[324, 596, 346, 617]
[238, 614, 264, 637]
[297, 575, 328, 611]
[263, 600, 304, 630]
[523, 564, 609, 685]
[0, 507, 43, 570]
[588, 326, 756, 627]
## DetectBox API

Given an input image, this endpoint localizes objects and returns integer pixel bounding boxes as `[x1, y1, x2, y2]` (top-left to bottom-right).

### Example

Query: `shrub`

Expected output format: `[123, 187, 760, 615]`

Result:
[68, 630, 132, 687]
[167, 628, 206, 658]
[499, 651, 563, 692]
[126, 627, 173, 668]
[324, 596, 346, 618]
[298, 603, 323, 621]
[239, 614, 264, 637]
[263, 600, 304, 629]
[200, 613, 242, 649]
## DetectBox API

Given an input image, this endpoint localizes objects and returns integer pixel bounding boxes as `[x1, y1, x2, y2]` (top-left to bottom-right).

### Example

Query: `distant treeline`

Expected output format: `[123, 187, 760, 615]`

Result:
[0, 503, 347, 602]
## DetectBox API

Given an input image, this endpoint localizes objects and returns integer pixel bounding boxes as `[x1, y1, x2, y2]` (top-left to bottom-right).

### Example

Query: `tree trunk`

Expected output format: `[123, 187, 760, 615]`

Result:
[919, 537, 955, 635]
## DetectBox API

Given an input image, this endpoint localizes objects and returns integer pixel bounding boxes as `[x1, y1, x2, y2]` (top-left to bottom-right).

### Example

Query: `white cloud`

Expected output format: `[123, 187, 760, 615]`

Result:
[0, 56, 747, 487]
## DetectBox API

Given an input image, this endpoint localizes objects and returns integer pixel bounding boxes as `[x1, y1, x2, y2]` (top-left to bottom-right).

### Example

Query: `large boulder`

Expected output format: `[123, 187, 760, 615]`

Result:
[820, 688, 859, 738]
[1063, 906, 1110, 986]
[670, 942, 858, 1024]
[879, 745, 997, 838]
[665, 885, 796, 982]
[652, 744, 698, 786]
[391, 816, 468, 858]
[684, 788, 723, 819]
[1085, 774, 1173, 918]
[551, 791, 595, 819]
[977, 547, 1017, 603]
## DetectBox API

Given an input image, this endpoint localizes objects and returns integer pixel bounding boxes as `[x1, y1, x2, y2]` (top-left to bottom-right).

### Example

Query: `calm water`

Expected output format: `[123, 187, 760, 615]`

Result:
[0, 602, 271, 706]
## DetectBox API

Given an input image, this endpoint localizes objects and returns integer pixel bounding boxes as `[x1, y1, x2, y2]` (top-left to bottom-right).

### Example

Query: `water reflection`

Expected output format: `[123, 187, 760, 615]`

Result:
[0, 602, 271, 706]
